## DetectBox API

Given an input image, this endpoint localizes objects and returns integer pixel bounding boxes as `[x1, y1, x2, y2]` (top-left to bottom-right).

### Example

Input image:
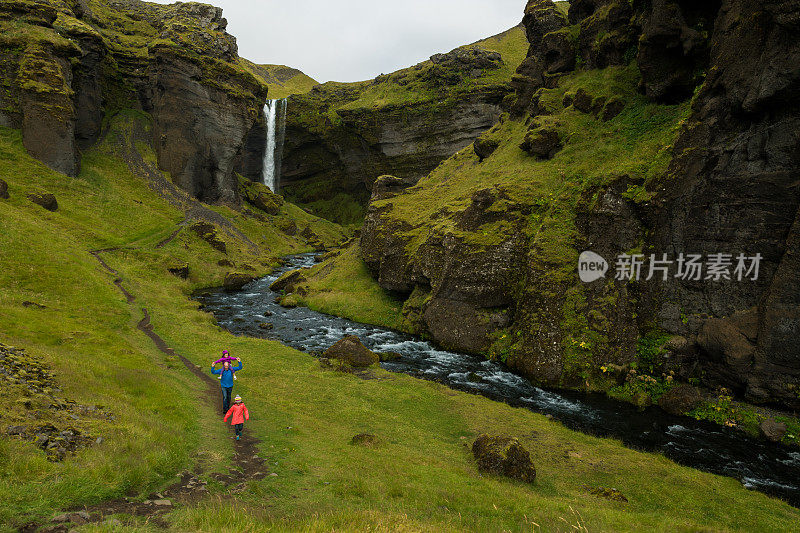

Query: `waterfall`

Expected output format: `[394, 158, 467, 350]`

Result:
[261, 98, 287, 193]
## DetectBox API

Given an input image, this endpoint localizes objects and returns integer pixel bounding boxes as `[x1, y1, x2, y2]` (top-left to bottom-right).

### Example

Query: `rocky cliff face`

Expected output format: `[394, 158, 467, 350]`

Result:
[278, 27, 529, 223]
[646, 0, 800, 408]
[0, 0, 267, 203]
[359, 0, 800, 410]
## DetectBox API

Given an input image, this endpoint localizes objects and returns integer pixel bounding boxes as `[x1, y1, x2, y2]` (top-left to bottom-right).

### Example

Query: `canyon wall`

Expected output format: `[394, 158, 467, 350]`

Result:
[0, 0, 268, 203]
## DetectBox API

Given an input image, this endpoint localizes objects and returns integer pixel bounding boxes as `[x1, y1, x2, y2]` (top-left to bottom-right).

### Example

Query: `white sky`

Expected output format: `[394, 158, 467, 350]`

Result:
[147, 0, 525, 83]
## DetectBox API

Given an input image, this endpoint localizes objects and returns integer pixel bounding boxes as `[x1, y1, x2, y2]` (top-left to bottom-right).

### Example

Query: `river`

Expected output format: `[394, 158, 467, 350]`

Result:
[194, 252, 800, 507]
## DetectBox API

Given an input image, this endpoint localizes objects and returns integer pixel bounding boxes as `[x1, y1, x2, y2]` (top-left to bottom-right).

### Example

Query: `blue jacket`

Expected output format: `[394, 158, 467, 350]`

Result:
[211, 362, 242, 388]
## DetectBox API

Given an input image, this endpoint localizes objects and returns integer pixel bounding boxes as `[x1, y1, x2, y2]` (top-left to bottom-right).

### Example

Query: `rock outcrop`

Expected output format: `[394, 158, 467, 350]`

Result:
[277, 26, 529, 222]
[644, 0, 800, 408]
[0, 0, 267, 203]
[358, 0, 800, 410]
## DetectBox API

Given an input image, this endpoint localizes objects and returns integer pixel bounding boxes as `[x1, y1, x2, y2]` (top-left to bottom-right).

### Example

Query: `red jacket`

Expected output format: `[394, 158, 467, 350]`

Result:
[223, 403, 249, 425]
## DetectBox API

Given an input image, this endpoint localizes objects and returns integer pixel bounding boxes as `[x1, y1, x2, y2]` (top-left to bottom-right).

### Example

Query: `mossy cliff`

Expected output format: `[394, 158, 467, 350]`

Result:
[278, 26, 530, 224]
[349, 0, 800, 411]
[0, 0, 269, 203]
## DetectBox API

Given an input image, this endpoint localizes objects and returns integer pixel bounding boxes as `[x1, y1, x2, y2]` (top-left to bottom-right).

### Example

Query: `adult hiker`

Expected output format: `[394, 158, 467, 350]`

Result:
[223, 395, 250, 440]
[211, 351, 242, 414]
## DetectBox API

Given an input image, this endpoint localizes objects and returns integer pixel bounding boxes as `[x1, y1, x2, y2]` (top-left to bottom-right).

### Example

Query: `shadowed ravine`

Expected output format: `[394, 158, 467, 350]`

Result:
[195, 253, 800, 508]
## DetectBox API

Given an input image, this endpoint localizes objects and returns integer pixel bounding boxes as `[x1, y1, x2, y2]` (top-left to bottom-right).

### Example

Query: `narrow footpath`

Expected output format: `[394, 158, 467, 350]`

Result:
[26, 242, 268, 532]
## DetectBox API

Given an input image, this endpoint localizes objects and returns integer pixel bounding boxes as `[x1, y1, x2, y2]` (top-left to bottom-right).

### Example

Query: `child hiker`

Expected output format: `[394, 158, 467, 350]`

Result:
[223, 395, 249, 440]
[211, 352, 242, 414]
[215, 351, 238, 381]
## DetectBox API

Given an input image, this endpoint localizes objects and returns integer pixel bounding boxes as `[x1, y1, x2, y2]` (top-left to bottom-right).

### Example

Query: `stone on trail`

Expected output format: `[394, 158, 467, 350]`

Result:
[472, 434, 536, 483]
[323, 335, 380, 368]
[153, 499, 172, 507]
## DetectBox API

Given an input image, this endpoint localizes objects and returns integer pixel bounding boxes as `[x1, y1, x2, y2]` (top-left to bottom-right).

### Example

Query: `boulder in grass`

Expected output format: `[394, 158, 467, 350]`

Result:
[0, 178, 8, 199]
[472, 434, 536, 483]
[473, 135, 500, 162]
[223, 272, 256, 291]
[167, 263, 189, 279]
[323, 335, 379, 368]
[572, 88, 593, 113]
[759, 419, 788, 442]
[601, 96, 625, 121]
[520, 126, 562, 159]
[350, 433, 381, 446]
[28, 192, 58, 211]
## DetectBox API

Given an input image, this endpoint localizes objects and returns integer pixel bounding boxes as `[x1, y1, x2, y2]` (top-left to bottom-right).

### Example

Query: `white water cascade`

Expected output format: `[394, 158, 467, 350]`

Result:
[261, 98, 287, 193]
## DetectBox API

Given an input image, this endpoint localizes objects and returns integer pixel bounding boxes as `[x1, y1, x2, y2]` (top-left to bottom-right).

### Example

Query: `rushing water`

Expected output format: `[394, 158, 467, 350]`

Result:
[261, 98, 286, 193]
[195, 253, 800, 507]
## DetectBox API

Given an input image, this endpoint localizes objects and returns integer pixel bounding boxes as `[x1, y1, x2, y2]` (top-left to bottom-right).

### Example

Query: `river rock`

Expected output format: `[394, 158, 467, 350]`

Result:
[323, 335, 380, 368]
[759, 419, 787, 442]
[472, 434, 536, 483]
[269, 268, 305, 293]
[27, 192, 58, 211]
[223, 272, 256, 291]
[657, 384, 703, 415]
[378, 351, 403, 362]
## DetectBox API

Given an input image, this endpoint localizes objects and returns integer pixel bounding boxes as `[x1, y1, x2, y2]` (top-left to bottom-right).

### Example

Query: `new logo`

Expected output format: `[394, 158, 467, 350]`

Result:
[578, 251, 608, 282]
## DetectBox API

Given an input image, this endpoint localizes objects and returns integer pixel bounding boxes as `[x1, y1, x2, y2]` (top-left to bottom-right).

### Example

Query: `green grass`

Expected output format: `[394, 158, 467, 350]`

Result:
[1, 106, 799, 531]
[239, 60, 318, 99]
[0, 114, 341, 529]
[283, 244, 409, 332]
[72, 243, 800, 532]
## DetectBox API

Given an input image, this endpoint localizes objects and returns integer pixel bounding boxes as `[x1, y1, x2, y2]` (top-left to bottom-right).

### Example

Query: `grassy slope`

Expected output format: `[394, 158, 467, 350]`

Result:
[0, 115, 341, 529]
[239, 59, 319, 99]
[81, 240, 800, 532]
[280, 244, 410, 333]
[337, 25, 528, 110]
[0, 113, 798, 529]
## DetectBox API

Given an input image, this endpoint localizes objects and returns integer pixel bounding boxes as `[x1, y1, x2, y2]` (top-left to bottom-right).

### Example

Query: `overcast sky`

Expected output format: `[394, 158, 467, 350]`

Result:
[149, 0, 525, 83]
